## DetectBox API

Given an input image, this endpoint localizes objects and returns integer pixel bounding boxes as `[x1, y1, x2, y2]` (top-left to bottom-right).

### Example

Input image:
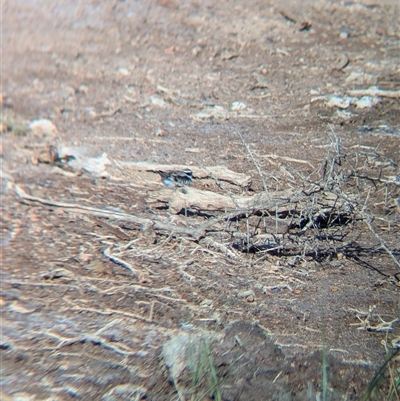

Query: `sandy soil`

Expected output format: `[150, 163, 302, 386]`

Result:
[2, 1, 400, 400]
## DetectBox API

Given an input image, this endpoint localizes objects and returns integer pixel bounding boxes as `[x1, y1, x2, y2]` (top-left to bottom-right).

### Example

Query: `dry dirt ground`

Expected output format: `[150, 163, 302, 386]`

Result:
[2, 1, 400, 400]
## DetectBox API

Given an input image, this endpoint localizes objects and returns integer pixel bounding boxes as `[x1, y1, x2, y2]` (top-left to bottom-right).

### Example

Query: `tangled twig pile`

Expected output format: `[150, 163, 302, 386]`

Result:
[15, 133, 400, 282]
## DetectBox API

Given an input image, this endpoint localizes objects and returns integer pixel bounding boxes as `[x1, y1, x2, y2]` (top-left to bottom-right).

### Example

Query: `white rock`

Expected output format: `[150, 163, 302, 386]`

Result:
[149, 95, 168, 108]
[102, 384, 147, 401]
[231, 101, 247, 111]
[354, 95, 380, 109]
[29, 119, 58, 137]
[345, 71, 376, 86]
[334, 109, 354, 119]
[191, 105, 228, 120]
[117, 67, 130, 76]
[326, 95, 352, 109]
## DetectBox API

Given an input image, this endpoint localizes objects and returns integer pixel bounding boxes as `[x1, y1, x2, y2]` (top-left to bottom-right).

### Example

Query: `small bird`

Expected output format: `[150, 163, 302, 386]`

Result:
[158, 169, 193, 187]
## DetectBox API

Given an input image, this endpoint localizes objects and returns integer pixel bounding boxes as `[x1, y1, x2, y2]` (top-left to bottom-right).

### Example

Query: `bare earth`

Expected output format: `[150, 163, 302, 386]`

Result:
[2, 1, 400, 400]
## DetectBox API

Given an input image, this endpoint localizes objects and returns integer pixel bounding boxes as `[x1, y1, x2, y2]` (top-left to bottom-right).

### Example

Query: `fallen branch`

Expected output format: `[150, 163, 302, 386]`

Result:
[15, 183, 271, 240]
[119, 161, 252, 188]
[14, 184, 206, 238]
[103, 246, 140, 276]
[347, 86, 400, 99]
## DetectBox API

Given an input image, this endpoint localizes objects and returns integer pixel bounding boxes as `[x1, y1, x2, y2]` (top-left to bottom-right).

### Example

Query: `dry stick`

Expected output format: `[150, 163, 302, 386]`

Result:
[198, 162, 242, 213]
[328, 124, 342, 157]
[45, 319, 141, 356]
[15, 183, 293, 240]
[246, 212, 250, 253]
[177, 259, 196, 281]
[190, 167, 263, 257]
[326, 128, 400, 272]
[261, 153, 315, 169]
[66, 302, 155, 324]
[135, 231, 174, 255]
[149, 301, 155, 321]
[362, 214, 400, 269]
[91, 216, 130, 240]
[103, 246, 140, 276]
[347, 87, 400, 98]
[14, 184, 150, 224]
[201, 237, 238, 259]
[14, 184, 205, 239]
[237, 131, 269, 195]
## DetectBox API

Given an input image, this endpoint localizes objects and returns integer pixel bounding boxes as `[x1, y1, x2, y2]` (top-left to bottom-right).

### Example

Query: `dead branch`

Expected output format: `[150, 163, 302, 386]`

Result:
[13, 134, 400, 279]
[118, 161, 252, 188]
[14, 184, 206, 238]
[237, 131, 268, 193]
[347, 86, 400, 99]
[103, 246, 141, 276]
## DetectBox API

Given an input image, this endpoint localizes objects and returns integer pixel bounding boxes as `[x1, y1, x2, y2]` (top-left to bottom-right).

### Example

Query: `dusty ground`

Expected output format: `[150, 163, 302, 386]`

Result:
[2, 0, 400, 400]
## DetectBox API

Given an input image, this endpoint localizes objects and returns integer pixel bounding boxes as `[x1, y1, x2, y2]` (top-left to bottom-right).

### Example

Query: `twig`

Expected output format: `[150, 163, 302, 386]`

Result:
[347, 86, 400, 99]
[362, 215, 400, 269]
[91, 217, 131, 240]
[135, 232, 174, 254]
[103, 246, 140, 276]
[238, 131, 269, 195]
[261, 153, 315, 169]
[177, 259, 196, 281]
[201, 238, 238, 259]
[63, 301, 155, 323]
[14, 184, 206, 239]
[15, 184, 150, 225]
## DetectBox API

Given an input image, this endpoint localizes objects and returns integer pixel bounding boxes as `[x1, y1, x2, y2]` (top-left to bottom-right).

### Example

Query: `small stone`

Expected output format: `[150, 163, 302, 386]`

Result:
[29, 119, 58, 138]
[200, 299, 213, 307]
[149, 95, 168, 108]
[0, 123, 11, 133]
[246, 294, 255, 302]
[231, 101, 247, 111]
[117, 67, 130, 76]
[155, 128, 166, 137]
[326, 95, 352, 109]
[192, 46, 202, 56]
[77, 84, 89, 95]
[237, 290, 255, 299]
[10, 393, 36, 401]
[355, 95, 379, 109]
